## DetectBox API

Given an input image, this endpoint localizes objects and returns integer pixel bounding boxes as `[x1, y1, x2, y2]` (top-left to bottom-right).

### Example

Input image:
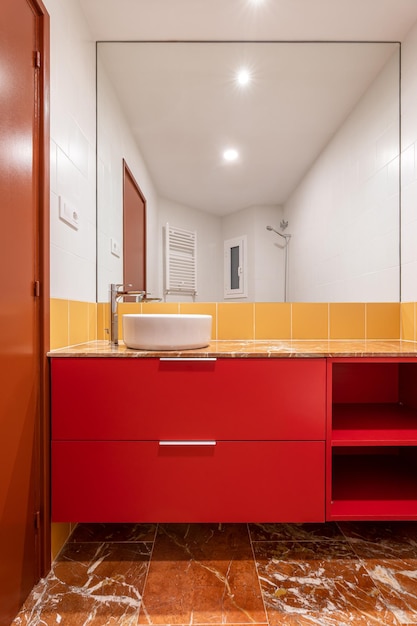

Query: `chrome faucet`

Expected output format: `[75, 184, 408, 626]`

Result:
[110, 283, 146, 345]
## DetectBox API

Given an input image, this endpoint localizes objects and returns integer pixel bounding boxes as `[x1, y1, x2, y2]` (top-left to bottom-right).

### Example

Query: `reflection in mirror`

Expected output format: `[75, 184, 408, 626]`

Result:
[97, 42, 400, 303]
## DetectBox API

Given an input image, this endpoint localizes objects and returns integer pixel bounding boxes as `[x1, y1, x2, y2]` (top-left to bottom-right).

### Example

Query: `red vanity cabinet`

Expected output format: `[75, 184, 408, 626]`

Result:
[327, 358, 417, 521]
[51, 357, 326, 523]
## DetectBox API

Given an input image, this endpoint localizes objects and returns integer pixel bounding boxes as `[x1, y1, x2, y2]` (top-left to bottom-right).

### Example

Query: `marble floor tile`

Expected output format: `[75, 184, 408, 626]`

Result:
[359, 556, 417, 625]
[13, 522, 417, 626]
[249, 523, 345, 543]
[252, 540, 400, 626]
[70, 523, 158, 544]
[138, 523, 267, 625]
[339, 522, 417, 548]
[13, 541, 152, 626]
[339, 523, 417, 625]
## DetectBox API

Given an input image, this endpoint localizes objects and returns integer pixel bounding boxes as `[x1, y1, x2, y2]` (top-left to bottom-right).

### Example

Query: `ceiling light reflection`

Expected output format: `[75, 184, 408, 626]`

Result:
[237, 68, 250, 86]
[223, 148, 239, 162]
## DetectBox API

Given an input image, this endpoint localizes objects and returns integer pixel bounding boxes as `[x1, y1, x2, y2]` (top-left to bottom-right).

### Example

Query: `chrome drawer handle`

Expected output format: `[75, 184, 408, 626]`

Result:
[159, 440, 216, 446]
[159, 358, 217, 362]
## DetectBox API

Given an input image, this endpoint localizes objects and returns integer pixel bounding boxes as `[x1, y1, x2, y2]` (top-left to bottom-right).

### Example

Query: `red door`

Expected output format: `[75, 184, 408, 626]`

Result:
[123, 160, 146, 291]
[0, 0, 49, 621]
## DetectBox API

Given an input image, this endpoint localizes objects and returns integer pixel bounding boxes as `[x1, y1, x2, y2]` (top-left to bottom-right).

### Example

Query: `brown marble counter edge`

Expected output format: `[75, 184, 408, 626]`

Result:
[47, 339, 417, 359]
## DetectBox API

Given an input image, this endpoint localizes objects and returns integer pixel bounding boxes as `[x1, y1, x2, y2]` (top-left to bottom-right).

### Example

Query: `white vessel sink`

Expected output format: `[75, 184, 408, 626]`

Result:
[123, 314, 212, 350]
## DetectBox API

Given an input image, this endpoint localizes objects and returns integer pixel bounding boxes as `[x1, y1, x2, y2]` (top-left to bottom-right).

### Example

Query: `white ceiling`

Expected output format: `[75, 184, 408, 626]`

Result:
[81, 1, 417, 215]
[80, 0, 417, 43]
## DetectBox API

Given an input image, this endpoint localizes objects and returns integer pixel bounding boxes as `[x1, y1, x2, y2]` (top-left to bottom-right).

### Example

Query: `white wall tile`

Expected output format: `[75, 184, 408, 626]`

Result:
[401, 19, 417, 300]
[44, 0, 96, 302]
[402, 143, 416, 189]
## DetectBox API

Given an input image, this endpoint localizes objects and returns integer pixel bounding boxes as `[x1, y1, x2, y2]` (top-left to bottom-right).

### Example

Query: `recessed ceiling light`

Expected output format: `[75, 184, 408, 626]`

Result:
[223, 148, 239, 162]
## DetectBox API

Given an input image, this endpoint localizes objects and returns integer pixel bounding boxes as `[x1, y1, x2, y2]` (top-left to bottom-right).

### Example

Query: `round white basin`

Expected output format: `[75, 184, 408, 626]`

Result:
[122, 313, 212, 350]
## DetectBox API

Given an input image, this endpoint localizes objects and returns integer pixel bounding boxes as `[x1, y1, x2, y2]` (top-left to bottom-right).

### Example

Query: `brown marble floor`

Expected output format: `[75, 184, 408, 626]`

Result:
[11, 522, 417, 626]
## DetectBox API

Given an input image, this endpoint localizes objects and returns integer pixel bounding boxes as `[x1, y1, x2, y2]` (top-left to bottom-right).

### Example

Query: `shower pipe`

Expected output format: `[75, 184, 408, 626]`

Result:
[266, 225, 292, 303]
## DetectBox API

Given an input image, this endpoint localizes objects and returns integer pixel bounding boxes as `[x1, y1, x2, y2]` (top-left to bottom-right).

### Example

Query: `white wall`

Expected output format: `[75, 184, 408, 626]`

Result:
[400, 20, 417, 301]
[45, 0, 97, 302]
[283, 49, 400, 302]
[253, 206, 287, 302]
[97, 58, 159, 302]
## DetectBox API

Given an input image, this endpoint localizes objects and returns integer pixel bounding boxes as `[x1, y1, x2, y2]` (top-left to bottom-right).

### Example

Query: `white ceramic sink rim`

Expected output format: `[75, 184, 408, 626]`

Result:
[122, 313, 212, 350]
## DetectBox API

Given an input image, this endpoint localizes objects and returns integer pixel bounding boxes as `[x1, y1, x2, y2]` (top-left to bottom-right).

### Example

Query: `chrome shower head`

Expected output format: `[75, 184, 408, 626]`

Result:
[266, 225, 291, 240]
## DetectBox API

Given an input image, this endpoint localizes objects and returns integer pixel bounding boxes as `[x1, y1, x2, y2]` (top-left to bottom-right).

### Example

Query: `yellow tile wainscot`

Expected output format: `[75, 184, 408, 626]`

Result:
[50, 300, 417, 349]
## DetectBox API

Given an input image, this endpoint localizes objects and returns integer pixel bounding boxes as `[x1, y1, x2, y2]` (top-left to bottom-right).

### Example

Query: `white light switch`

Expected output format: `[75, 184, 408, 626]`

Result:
[59, 196, 79, 230]
[111, 238, 121, 258]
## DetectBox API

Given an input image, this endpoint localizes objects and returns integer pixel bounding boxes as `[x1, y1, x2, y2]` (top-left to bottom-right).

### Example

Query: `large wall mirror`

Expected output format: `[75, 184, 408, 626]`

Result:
[97, 41, 400, 303]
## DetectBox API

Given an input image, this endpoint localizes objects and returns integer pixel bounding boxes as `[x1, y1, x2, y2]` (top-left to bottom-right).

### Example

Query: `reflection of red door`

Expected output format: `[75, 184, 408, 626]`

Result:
[123, 160, 146, 291]
[0, 0, 49, 622]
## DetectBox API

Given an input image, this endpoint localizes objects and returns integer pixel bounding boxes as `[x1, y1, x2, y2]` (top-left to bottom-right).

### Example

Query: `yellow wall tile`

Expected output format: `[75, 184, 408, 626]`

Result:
[117, 302, 143, 315]
[401, 302, 415, 341]
[329, 303, 366, 339]
[50, 298, 69, 349]
[291, 303, 329, 339]
[217, 303, 254, 340]
[366, 302, 401, 339]
[88, 302, 97, 341]
[50, 298, 409, 346]
[141, 302, 180, 314]
[97, 302, 109, 340]
[68, 300, 90, 346]
[179, 302, 218, 339]
[254, 302, 291, 339]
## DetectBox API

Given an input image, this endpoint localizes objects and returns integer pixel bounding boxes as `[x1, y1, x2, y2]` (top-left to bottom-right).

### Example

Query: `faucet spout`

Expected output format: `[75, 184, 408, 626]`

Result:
[110, 283, 146, 345]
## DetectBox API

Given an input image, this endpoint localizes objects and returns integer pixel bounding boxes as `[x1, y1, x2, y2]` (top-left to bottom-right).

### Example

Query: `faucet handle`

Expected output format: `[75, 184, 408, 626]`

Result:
[110, 283, 133, 293]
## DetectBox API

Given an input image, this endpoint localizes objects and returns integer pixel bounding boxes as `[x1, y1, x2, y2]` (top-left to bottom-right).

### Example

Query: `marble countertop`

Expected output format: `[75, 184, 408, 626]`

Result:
[48, 339, 417, 358]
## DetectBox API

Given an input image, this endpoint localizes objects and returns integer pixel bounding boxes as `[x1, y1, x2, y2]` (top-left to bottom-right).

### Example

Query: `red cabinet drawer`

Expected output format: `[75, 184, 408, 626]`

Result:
[52, 440, 325, 523]
[51, 357, 326, 440]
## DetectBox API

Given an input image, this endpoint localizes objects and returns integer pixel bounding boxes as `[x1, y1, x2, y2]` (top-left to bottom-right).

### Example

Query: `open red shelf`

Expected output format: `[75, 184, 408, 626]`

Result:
[332, 403, 417, 446]
[330, 449, 417, 520]
[328, 359, 417, 520]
